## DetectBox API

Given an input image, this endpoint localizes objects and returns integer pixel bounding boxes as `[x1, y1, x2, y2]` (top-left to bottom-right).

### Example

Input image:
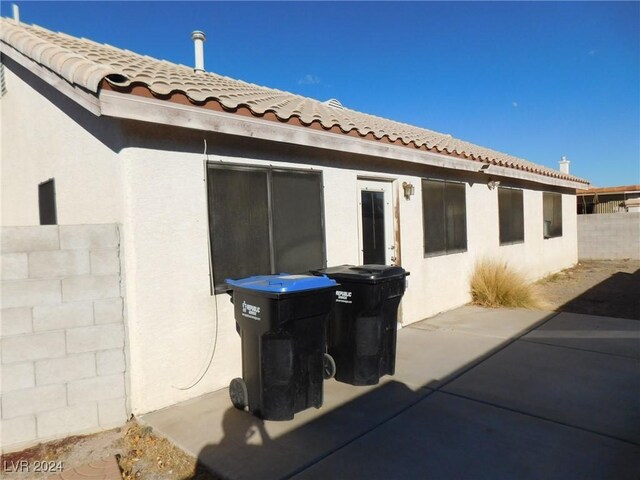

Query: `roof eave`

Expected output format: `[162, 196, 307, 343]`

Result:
[99, 89, 587, 190]
[1, 41, 101, 115]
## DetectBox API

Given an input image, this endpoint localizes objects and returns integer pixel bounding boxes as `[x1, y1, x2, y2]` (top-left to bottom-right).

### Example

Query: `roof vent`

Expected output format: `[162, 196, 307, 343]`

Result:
[324, 98, 344, 110]
[12, 4, 20, 22]
[559, 155, 570, 174]
[191, 31, 206, 73]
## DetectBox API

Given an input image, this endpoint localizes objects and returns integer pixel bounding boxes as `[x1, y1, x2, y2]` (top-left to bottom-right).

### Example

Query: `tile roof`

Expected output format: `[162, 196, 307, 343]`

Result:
[0, 18, 588, 184]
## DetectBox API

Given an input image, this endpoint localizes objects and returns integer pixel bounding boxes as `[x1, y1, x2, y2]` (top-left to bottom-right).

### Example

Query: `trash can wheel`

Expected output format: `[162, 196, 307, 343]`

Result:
[323, 353, 336, 380]
[229, 377, 248, 410]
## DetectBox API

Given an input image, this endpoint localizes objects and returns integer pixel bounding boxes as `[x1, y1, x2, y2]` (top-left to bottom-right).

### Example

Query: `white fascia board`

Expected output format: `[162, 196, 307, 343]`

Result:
[100, 89, 585, 190]
[0, 43, 101, 116]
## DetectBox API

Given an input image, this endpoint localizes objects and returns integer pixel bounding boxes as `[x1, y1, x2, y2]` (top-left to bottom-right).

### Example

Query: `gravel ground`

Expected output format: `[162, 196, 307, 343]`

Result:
[3, 260, 636, 480]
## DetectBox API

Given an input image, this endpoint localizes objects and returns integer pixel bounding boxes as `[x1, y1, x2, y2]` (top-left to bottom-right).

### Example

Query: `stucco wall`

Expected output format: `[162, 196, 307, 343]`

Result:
[119, 145, 578, 414]
[1, 60, 578, 416]
[577, 213, 640, 259]
[397, 180, 577, 324]
[1, 225, 128, 452]
[119, 149, 371, 414]
[0, 62, 124, 226]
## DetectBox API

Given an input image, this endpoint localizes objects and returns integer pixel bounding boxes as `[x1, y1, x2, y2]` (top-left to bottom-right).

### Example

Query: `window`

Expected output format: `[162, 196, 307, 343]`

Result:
[422, 179, 467, 256]
[498, 187, 524, 244]
[207, 164, 325, 292]
[361, 189, 386, 264]
[38, 179, 57, 225]
[543, 192, 563, 238]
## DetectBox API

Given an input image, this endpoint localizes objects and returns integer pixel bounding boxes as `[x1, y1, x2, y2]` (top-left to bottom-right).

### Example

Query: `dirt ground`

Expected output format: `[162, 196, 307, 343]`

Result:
[0, 421, 219, 480]
[2, 260, 637, 480]
[536, 259, 640, 320]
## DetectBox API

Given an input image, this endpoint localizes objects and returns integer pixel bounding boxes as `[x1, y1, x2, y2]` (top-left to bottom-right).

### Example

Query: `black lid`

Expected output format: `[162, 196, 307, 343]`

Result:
[312, 264, 408, 283]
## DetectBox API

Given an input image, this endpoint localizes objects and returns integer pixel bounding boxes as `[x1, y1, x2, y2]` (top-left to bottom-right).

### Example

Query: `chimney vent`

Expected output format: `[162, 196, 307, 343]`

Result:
[191, 31, 206, 73]
[559, 156, 570, 175]
[12, 4, 20, 22]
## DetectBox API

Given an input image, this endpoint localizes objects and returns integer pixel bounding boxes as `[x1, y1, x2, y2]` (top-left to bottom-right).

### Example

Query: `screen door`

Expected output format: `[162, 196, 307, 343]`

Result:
[357, 180, 395, 265]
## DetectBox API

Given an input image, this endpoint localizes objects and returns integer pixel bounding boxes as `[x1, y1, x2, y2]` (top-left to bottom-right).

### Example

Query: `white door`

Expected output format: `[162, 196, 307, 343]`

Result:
[357, 180, 396, 265]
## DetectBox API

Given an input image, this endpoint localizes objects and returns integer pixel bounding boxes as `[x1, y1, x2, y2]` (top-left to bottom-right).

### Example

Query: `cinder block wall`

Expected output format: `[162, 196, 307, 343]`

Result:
[1, 224, 128, 451]
[577, 213, 640, 260]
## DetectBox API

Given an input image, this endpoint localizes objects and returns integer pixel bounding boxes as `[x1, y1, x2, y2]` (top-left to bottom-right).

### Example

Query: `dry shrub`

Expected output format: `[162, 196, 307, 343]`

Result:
[470, 259, 541, 309]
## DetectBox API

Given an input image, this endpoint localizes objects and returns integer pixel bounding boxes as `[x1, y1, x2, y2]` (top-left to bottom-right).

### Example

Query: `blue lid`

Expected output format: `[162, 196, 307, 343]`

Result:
[226, 274, 337, 293]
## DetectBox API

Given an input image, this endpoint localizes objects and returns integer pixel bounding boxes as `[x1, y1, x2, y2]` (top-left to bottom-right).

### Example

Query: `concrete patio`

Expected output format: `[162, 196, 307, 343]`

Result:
[141, 306, 640, 479]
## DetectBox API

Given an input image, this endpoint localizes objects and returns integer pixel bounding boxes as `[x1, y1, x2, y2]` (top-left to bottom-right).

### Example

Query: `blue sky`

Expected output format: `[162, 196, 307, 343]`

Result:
[3, 1, 639, 186]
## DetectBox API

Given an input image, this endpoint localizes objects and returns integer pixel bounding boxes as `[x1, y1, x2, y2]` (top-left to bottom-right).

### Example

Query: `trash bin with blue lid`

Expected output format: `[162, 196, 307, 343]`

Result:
[226, 274, 337, 420]
[311, 265, 409, 386]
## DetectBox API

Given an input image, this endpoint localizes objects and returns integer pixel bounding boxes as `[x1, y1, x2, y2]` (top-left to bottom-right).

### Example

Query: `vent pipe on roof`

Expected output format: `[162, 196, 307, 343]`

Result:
[12, 4, 20, 22]
[191, 31, 206, 73]
[559, 156, 570, 175]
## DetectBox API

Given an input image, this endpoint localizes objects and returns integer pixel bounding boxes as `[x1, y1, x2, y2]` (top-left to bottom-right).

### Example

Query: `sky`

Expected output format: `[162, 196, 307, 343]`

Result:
[2, 1, 639, 186]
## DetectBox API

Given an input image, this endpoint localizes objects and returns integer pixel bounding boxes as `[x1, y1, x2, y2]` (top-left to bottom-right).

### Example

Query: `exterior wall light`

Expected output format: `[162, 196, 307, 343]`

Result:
[402, 182, 415, 199]
[487, 179, 501, 190]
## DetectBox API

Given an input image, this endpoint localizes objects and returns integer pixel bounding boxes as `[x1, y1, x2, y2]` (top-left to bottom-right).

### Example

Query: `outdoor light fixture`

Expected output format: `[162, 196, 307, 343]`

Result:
[487, 179, 501, 190]
[402, 182, 415, 199]
[479, 164, 490, 172]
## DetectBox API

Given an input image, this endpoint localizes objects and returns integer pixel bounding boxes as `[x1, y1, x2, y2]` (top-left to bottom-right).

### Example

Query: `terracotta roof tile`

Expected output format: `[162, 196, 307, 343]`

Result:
[0, 18, 588, 184]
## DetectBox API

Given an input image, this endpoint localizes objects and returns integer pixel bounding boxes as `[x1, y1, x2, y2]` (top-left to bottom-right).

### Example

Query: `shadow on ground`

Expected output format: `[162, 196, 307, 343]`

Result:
[195, 381, 425, 480]
[183, 304, 639, 480]
[553, 267, 640, 320]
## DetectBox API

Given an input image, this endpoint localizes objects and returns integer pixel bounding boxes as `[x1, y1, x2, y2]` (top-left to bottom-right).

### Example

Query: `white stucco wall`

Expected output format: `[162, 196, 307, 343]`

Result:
[0, 65, 123, 226]
[119, 149, 371, 413]
[1, 61, 578, 416]
[119, 146, 578, 414]
[399, 183, 577, 325]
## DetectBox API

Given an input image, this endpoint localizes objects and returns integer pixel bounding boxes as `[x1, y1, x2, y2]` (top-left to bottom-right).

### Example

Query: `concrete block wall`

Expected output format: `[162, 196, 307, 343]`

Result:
[577, 213, 640, 260]
[1, 225, 128, 452]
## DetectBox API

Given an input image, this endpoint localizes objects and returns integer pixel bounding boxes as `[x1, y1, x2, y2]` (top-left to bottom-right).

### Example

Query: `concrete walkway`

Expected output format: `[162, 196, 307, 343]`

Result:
[142, 306, 640, 479]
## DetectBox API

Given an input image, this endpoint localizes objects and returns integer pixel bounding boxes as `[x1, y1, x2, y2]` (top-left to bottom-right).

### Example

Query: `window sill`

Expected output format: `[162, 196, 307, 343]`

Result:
[499, 240, 525, 246]
[424, 248, 468, 259]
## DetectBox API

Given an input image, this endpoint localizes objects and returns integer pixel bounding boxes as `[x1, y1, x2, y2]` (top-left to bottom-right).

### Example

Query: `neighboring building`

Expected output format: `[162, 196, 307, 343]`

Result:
[1, 18, 588, 444]
[576, 185, 640, 260]
[576, 185, 640, 214]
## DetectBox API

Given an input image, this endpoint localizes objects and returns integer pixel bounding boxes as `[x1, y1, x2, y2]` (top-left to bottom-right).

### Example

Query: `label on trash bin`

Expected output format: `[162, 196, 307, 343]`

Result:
[241, 301, 261, 320]
[336, 290, 353, 304]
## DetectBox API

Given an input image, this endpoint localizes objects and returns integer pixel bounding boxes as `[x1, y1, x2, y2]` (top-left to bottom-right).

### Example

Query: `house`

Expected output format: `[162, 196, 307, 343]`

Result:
[0, 18, 589, 448]
[576, 185, 640, 214]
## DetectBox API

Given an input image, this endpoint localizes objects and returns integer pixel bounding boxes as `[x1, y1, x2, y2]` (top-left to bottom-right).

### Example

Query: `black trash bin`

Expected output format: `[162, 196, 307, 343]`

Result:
[225, 274, 337, 420]
[312, 265, 409, 386]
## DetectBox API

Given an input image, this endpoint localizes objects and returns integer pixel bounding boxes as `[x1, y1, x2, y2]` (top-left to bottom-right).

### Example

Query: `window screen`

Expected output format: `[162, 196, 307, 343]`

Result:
[498, 187, 524, 244]
[543, 192, 563, 238]
[208, 167, 271, 287]
[207, 165, 326, 292]
[272, 170, 325, 273]
[422, 179, 467, 256]
[38, 179, 57, 225]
